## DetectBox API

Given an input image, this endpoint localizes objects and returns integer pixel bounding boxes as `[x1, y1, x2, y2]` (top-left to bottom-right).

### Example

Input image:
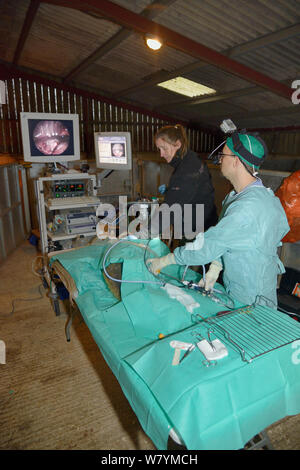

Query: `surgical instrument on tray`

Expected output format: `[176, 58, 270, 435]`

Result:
[192, 304, 300, 363]
[179, 343, 196, 363]
[191, 331, 218, 367]
[191, 329, 216, 351]
[157, 271, 235, 309]
[207, 328, 216, 351]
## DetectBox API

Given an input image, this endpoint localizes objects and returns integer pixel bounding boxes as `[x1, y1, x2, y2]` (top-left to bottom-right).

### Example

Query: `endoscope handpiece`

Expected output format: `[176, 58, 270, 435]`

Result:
[184, 281, 211, 295]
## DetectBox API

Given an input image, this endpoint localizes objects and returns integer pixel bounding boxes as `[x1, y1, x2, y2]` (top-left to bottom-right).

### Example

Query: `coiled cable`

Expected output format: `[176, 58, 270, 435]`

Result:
[101, 237, 164, 286]
[101, 238, 235, 309]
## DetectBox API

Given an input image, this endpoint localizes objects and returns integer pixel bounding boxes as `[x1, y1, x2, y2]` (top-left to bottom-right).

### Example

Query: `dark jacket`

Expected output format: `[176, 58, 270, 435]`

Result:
[164, 149, 218, 236]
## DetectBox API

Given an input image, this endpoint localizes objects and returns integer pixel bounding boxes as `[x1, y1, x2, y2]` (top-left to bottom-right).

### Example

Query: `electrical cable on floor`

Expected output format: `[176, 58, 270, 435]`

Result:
[0, 284, 45, 319]
[31, 255, 46, 277]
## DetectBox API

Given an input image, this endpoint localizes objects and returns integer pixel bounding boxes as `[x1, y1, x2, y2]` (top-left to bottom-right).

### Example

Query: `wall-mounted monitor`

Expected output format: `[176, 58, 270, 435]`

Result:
[94, 131, 132, 171]
[20, 112, 80, 163]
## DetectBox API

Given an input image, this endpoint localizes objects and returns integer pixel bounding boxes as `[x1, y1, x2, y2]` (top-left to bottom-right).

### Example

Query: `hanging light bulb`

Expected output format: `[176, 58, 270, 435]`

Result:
[145, 34, 163, 51]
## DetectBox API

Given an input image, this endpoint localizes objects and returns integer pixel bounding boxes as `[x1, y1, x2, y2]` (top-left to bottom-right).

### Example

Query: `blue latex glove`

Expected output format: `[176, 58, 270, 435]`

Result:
[158, 184, 166, 195]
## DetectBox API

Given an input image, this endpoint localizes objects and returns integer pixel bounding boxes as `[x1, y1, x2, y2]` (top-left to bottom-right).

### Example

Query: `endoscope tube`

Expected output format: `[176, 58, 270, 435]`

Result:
[102, 239, 234, 309]
[102, 238, 164, 286]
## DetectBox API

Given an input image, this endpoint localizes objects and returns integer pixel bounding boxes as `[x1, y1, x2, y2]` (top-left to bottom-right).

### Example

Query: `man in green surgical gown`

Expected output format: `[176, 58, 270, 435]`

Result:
[147, 131, 290, 308]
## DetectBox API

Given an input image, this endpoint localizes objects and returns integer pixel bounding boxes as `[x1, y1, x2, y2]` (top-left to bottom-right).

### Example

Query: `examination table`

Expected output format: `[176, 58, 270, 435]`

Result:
[49, 238, 300, 450]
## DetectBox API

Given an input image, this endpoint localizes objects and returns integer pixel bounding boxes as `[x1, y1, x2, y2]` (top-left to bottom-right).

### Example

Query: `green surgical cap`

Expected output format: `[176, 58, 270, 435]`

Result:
[226, 134, 266, 169]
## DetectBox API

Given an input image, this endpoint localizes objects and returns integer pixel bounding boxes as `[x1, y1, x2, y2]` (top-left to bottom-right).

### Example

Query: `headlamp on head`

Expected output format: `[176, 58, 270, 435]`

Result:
[207, 119, 237, 164]
[208, 119, 268, 172]
[220, 119, 237, 134]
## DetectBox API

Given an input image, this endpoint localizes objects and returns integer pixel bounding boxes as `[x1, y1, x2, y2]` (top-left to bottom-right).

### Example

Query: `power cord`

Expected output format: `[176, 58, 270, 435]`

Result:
[0, 284, 45, 319]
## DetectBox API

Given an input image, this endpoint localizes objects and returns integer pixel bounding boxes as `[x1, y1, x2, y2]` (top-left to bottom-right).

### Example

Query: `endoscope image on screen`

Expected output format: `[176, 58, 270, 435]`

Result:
[111, 142, 125, 158]
[98, 135, 127, 164]
[94, 131, 132, 170]
[20, 112, 80, 163]
[28, 119, 74, 156]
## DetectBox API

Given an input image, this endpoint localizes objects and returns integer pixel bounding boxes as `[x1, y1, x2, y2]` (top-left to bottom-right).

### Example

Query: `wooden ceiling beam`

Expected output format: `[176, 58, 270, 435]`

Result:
[115, 23, 300, 98]
[114, 23, 300, 100]
[13, 0, 40, 65]
[201, 104, 300, 121]
[42, 0, 292, 100]
[63, 0, 178, 82]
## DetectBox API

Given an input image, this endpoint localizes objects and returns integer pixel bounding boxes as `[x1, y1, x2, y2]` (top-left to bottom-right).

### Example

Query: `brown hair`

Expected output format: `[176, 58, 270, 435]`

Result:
[154, 124, 188, 158]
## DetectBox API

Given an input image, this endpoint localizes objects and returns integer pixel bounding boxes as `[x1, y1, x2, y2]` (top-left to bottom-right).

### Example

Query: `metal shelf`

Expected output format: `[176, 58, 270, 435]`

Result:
[36, 173, 98, 254]
[45, 199, 100, 211]
[47, 230, 96, 241]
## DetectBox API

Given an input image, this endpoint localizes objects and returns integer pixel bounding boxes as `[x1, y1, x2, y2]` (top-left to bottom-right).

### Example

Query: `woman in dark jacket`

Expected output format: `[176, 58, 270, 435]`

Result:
[152, 124, 218, 241]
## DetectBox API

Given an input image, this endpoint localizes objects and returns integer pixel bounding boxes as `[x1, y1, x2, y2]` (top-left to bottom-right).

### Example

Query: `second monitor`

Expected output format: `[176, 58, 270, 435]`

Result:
[94, 131, 132, 171]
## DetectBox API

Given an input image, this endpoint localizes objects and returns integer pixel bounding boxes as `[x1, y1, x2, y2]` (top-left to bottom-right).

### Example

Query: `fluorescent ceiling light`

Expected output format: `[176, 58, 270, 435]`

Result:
[157, 76, 216, 97]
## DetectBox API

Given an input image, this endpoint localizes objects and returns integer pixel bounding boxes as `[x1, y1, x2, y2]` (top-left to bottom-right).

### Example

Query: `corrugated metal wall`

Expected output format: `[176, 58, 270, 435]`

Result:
[0, 165, 28, 263]
[260, 130, 300, 156]
[2, 77, 299, 158]
[0, 77, 217, 158]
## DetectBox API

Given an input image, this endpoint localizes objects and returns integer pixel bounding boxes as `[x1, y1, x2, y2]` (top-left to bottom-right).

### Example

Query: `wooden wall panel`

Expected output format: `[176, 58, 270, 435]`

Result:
[0, 76, 217, 160]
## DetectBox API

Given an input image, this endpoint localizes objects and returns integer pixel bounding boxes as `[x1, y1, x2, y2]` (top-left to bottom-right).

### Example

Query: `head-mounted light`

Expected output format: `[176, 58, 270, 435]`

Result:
[208, 119, 267, 170]
[208, 119, 237, 164]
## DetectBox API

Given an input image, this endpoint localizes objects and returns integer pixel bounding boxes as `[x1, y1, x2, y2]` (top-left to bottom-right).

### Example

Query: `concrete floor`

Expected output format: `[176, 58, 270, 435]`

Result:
[0, 241, 156, 450]
[0, 241, 300, 450]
